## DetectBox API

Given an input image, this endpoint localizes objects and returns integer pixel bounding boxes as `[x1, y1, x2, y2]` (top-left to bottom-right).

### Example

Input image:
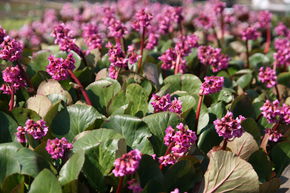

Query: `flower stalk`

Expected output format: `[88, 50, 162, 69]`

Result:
[264, 26, 271, 54]
[116, 176, 124, 193]
[137, 28, 146, 73]
[245, 39, 250, 68]
[195, 94, 204, 130]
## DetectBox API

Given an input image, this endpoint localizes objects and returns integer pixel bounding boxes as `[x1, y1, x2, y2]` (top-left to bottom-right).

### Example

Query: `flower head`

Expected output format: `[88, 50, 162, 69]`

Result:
[46, 137, 73, 159]
[194, 13, 215, 30]
[132, 9, 153, 32]
[241, 26, 259, 41]
[25, 119, 48, 140]
[128, 179, 143, 193]
[16, 126, 26, 143]
[260, 100, 281, 124]
[151, 94, 182, 114]
[0, 26, 7, 43]
[1, 66, 27, 93]
[112, 149, 142, 177]
[47, 53, 76, 81]
[265, 128, 282, 142]
[214, 112, 246, 139]
[200, 76, 224, 95]
[257, 11, 272, 28]
[82, 23, 102, 51]
[274, 23, 289, 37]
[258, 67, 277, 88]
[0, 36, 23, 62]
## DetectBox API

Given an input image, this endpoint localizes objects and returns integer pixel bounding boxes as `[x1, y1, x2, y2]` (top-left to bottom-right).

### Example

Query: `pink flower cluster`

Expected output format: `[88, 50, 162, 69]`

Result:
[274, 23, 289, 37]
[159, 123, 197, 167]
[258, 67, 277, 88]
[82, 23, 102, 51]
[257, 11, 272, 28]
[260, 100, 290, 124]
[0, 36, 23, 62]
[265, 128, 283, 142]
[16, 119, 48, 143]
[0, 66, 27, 94]
[273, 38, 290, 68]
[214, 111, 246, 139]
[241, 26, 259, 41]
[47, 53, 76, 81]
[46, 137, 73, 159]
[51, 23, 82, 55]
[128, 179, 143, 193]
[194, 12, 215, 30]
[132, 9, 153, 32]
[197, 46, 229, 72]
[151, 94, 182, 114]
[0, 26, 6, 43]
[200, 76, 224, 95]
[112, 149, 142, 177]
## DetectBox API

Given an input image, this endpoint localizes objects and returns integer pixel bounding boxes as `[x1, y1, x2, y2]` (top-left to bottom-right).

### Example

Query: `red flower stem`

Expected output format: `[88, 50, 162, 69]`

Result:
[222, 139, 228, 150]
[174, 53, 181, 75]
[264, 25, 271, 54]
[274, 85, 280, 101]
[195, 94, 204, 130]
[68, 70, 92, 106]
[159, 142, 174, 170]
[15, 62, 35, 92]
[245, 40, 250, 68]
[9, 88, 14, 111]
[116, 176, 124, 193]
[220, 11, 225, 45]
[260, 123, 280, 153]
[137, 27, 146, 73]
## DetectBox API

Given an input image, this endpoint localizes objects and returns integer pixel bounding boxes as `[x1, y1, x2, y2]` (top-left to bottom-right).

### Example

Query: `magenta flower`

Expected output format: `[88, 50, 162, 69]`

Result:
[273, 39, 290, 68]
[25, 119, 48, 140]
[214, 111, 246, 139]
[47, 53, 76, 81]
[200, 76, 224, 95]
[1, 66, 27, 94]
[211, 0, 226, 14]
[0, 26, 7, 43]
[260, 100, 281, 124]
[159, 48, 186, 73]
[241, 26, 260, 41]
[145, 33, 159, 50]
[112, 149, 142, 177]
[82, 23, 102, 51]
[194, 12, 215, 30]
[127, 45, 140, 64]
[274, 23, 289, 37]
[175, 34, 199, 57]
[258, 67, 277, 88]
[127, 179, 143, 193]
[16, 126, 27, 143]
[108, 65, 118, 79]
[0, 36, 23, 62]
[108, 19, 128, 39]
[132, 9, 153, 32]
[257, 10, 272, 28]
[160, 123, 197, 166]
[197, 46, 229, 72]
[281, 104, 290, 125]
[107, 42, 128, 68]
[46, 137, 73, 159]
[151, 94, 182, 114]
[265, 128, 282, 142]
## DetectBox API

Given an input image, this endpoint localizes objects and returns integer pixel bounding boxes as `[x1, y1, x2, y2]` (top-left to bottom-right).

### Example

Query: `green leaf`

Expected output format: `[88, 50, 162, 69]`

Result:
[179, 95, 196, 118]
[11, 108, 41, 126]
[241, 118, 262, 142]
[277, 72, 290, 88]
[231, 95, 256, 118]
[208, 102, 226, 119]
[102, 115, 153, 154]
[161, 74, 202, 95]
[125, 84, 149, 116]
[0, 143, 21, 184]
[270, 142, 290, 175]
[73, 129, 125, 192]
[0, 112, 18, 143]
[1, 174, 24, 193]
[29, 50, 51, 73]
[15, 148, 50, 178]
[51, 104, 104, 141]
[226, 132, 259, 160]
[249, 53, 269, 68]
[143, 112, 181, 156]
[58, 151, 85, 185]
[197, 126, 222, 153]
[28, 169, 62, 193]
[248, 150, 272, 182]
[236, 73, 253, 89]
[107, 91, 128, 115]
[86, 78, 121, 114]
[203, 150, 259, 193]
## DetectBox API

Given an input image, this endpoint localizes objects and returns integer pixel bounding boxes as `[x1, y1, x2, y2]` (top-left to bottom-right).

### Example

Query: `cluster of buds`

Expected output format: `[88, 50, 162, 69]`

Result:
[258, 67, 277, 88]
[0, 66, 27, 94]
[16, 119, 48, 143]
[151, 94, 182, 114]
[46, 137, 73, 159]
[200, 76, 224, 95]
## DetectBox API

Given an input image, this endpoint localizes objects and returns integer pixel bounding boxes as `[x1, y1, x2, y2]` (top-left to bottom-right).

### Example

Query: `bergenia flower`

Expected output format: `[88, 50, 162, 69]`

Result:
[47, 53, 76, 81]
[214, 111, 246, 139]
[257, 10, 272, 28]
[241, 26, 259, 41]
[151, 94, 182, 114]
[25, 119, 48, 140]
[127, 179, 143, 193]
[16, 126, 27, 143]
[274, 23, 289, 37]
[132, 9, 153, 32]
[82, 23, 102, 51]
[194, 12, 215, 30]
[258, 67, 277, 88]
[0, 36, 23, 62]
[273, 38, 290, 68]
[260, 100, 281, 124]
[0, 26, 7, 43]
[46, 137, 73, 159]
[265, 128, 282, 142]
[0, 66, 27, 94]
[112, 149, 142, 177]
[200, 76, 224, 95]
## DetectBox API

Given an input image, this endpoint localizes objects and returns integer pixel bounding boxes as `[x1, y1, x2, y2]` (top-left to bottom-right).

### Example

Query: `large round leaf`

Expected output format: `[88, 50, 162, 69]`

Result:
[11, 108, 41, 126]
[203, 150, 259, 193]
[86, 78, 121, 115]
[51, 104, 104, 141]
[278, 72, 290, 88]
[0, 112, 18, 143]
[270, 142, 290, 175]
[28, 169, 62, 193]
[102, 115, 153, 154]
[161, 74, 202, 95]
[248, 150, 272, 182]
[143, 112, 181, 156]
[58, 151, 85, 185]
[197, 126, 223, 153]
[125, 84, 149, 116]
[27, 95, 52, 118]
[230, 95, 256, 118]
[226, 132, 259, 160]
